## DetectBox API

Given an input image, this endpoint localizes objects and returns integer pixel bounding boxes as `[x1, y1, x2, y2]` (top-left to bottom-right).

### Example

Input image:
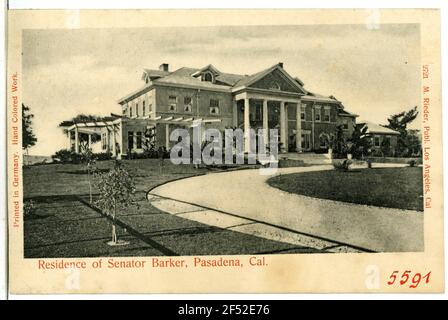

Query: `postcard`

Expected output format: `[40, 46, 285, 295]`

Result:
[6, 9, 444, 293]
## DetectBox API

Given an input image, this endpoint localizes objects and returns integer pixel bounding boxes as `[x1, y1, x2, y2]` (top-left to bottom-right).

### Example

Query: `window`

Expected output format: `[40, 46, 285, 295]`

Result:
[301, 104, 306, 120]
[374, 136, 381, 147]
[149, 103, 152, 112]
[323, 107, 331, 122]
[184, 97, 192, 112]
[136, 103, 139, 117]
[343, 119, 349, 130]
[315, 106, 321, 121]
[128, 131, 134, 150]
[136, 132, 142, 149]
[203, 72, 213, 82]
[129, 105, 133, 117]
[122, 106, 127, 115]
[320, 135, 328, 148]
[169, 95, 177, 111]
[209, 99, 220, 115]
[143, 101, 146, 116]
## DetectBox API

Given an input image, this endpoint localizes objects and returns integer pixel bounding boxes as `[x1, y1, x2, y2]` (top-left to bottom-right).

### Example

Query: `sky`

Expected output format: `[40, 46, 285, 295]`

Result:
[23, 24, 421, 156]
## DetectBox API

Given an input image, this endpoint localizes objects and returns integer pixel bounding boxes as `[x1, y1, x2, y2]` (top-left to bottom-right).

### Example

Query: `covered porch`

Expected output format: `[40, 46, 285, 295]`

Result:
[232, 91, 303, 153]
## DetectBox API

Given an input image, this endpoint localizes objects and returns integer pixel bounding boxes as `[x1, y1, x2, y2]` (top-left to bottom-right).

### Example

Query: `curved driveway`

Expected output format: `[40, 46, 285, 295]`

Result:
[150, 165, 423, 252]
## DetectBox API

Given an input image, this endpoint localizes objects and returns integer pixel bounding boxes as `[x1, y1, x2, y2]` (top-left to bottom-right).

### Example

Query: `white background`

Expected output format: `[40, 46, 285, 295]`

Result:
[1, 0, 447, 300]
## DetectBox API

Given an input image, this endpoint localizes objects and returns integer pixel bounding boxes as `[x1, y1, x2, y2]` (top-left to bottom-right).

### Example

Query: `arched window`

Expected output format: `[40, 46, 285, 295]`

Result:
[203, 72, 213, 82]
[319, 133, 330, 149]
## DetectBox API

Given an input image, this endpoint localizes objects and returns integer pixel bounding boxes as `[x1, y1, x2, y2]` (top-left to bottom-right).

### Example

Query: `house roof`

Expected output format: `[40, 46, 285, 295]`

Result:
[358, 121, 400, 135]
[121, 63, 344, 104]
[338, 108, 359, 117]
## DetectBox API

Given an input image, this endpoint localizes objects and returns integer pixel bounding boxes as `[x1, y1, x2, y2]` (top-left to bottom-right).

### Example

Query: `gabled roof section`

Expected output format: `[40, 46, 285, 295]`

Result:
[302, 91, 340, 103]
[358, 121, 400, 135]
[141, 69, 171, 81]
[232, 63, 307, 94]
[338, 108, 358, 117]
[191, 64, 221, 77]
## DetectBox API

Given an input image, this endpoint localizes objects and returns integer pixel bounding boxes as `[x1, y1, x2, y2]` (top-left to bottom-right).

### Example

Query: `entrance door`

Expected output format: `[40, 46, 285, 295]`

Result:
[301, 132, 311, 151]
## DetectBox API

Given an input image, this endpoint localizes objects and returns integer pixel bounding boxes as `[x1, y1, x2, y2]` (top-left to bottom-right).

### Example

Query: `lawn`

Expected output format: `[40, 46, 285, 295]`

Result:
[24, 159, 317, 258]
[267, 167, 423, 211]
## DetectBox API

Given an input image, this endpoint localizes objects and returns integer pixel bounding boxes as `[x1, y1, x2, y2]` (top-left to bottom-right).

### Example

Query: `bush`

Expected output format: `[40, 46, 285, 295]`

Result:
[52, 149, 83, 164]
[408, 159, 416, 167]
[23, 200, 36, 218]
[95, 152, 113, 161]
[332, 159, 352, 171]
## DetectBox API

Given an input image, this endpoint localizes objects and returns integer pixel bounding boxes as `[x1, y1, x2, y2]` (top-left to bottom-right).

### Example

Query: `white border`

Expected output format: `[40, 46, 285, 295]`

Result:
[2, 0, 447, 300]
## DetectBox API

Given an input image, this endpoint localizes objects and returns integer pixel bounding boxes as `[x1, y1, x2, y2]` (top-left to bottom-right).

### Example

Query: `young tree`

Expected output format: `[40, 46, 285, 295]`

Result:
[94, 161, 138, 246]
[348, 124, 371, 159]
[329, 125, 348, 158]
[385, 106, 420, 156]
[22, 104, 37, 154]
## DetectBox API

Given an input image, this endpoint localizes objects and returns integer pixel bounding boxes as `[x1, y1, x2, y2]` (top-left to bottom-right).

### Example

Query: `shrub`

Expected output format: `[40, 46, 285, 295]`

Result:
[95, 152, 113, 161]
[51, 149, 82, 164]
[333, 159, 352, 171]
[408, 159, 416, 167]
[23, 200, 36, 218]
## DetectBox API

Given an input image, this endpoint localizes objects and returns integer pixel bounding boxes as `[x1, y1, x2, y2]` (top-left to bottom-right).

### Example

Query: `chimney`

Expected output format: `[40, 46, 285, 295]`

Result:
[159, 63, 169, 72]
[278, 62, 284, 68]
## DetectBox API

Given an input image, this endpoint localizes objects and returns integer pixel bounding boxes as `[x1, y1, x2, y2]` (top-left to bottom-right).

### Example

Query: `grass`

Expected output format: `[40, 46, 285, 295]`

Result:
[24, 159, 317, 258]
[267, 167, 423, 211]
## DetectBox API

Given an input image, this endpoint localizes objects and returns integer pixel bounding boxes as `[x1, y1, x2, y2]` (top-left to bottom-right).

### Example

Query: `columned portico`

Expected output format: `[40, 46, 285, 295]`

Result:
[234, 92, 302, 153]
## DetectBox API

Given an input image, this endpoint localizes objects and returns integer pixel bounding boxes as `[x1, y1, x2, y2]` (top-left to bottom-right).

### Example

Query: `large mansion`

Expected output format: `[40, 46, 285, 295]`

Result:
[62, 62, 360, 157]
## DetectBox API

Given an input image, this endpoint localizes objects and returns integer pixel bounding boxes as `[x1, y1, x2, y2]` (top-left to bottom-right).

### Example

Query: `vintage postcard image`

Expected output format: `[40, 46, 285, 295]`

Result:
[6, 9, 444, 293]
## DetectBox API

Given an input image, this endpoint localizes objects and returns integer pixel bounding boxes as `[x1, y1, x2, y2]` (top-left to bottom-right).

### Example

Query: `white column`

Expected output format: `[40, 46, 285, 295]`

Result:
[105, 128, 109, 153]
[296, 101, 302, 152]
[111, 126, 116, 156]
[88, 134, 92, 150]
[67, 130, 71, 150]
[74, 126, 79, 153]
[280, 101, 286, 153]
[244, 98, 250, 153]
[165, 123, 170, 150]
[232, 100, 238, 127]
[262, 99, 268, 146]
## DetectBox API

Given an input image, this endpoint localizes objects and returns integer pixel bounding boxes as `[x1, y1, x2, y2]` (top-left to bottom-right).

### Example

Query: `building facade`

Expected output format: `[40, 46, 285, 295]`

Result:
[62, 62, 359, 157]
[357, 121, 400, 156]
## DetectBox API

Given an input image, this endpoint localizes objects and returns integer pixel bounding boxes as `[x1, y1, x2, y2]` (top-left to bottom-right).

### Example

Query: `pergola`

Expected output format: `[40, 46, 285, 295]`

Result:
[63, 115, 222, 154]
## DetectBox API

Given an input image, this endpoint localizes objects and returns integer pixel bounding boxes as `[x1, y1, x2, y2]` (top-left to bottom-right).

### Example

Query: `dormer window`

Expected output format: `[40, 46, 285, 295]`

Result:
[203, 71, 213, 82]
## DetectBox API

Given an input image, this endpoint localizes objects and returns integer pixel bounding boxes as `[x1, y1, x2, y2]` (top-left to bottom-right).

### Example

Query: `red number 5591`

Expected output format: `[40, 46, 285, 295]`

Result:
[387, 271, 431, 288]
